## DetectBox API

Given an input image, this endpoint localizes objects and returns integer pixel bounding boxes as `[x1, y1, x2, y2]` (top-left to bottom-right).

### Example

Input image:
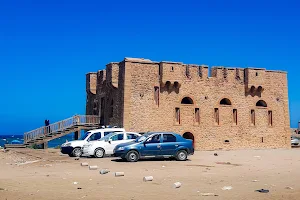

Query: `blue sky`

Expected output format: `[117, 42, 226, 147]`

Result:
[0, 0, 300, 135]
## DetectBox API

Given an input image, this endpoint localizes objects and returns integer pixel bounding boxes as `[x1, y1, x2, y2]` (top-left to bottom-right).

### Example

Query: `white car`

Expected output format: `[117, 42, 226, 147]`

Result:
[60, 127, 125, 157]
[82, 132, 141, 158]
[291, 137, 300, 146]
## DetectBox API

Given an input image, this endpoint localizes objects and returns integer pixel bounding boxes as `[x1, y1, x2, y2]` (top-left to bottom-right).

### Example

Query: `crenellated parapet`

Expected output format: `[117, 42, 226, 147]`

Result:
[106, 62, 119, 88]
[86, 72, 97, 95]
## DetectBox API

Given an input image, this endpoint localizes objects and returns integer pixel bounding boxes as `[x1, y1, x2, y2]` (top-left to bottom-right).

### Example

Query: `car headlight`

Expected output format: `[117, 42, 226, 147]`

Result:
[117, 147, 125, 151]
[63, 143, 71, 147]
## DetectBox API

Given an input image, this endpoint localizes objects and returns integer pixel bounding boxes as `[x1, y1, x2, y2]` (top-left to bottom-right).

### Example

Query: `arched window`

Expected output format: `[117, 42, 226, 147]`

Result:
[220, 98, 232, 105]
[181, 97, 193, 104]
[256, 100, 267, 107]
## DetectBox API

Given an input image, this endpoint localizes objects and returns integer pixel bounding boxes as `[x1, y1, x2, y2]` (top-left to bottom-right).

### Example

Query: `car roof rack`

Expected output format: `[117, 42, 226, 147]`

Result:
[100, 125, 120, 129]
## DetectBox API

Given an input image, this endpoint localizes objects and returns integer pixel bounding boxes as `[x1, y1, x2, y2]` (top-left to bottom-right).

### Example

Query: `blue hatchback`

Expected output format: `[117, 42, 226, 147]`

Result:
[113, 132, 194, 162]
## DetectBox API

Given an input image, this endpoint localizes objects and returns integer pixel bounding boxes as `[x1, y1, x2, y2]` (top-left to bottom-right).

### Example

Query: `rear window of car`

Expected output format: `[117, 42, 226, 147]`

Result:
[163, 134, 176, 143]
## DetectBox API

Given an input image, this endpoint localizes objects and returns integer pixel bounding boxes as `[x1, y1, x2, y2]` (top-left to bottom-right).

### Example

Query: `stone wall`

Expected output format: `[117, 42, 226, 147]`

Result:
[87, 57, 290, 150]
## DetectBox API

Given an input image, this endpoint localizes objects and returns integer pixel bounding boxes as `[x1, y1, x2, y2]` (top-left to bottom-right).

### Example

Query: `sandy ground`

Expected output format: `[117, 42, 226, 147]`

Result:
[1, 148, 300, 200]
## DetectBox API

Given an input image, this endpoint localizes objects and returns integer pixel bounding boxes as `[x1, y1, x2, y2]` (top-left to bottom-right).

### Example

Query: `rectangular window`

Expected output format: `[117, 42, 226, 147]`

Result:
[261, 137, 264, 143]
[154, 86, 159, 106]
[268, 111, 273, 126]
[195, 108, 200, 123]
[251, 109, 255, 125]
[233, 109, 237, 125]
[175, 108, 180, 124]
[214, 108, 219, 125]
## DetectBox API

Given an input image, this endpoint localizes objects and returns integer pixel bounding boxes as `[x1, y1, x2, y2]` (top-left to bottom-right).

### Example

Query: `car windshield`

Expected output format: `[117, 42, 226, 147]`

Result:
[135, 132, 154, 142]
[79, 132, 90, 140]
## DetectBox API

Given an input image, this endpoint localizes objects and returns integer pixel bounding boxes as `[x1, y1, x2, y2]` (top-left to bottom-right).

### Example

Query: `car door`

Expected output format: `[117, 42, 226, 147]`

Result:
[105, 133, 125, 154]
[86, 132, 102, 144]
[140, 134, 162, 157]
[160, 133, 177, 156]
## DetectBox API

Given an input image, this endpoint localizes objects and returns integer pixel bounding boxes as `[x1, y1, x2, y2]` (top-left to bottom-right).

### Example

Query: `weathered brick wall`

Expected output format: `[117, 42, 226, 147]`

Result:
[87, 57, 290, 150]
[123, 59, 290, 150]
[86, 73, 97, 115]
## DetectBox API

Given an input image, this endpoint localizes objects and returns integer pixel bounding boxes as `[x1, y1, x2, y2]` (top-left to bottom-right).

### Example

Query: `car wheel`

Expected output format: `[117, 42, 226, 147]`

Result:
[176, 150, 187, 161]
[126, 150, 139, 162]
[72, 148, 82, 157]
[94, 148, 105, 158]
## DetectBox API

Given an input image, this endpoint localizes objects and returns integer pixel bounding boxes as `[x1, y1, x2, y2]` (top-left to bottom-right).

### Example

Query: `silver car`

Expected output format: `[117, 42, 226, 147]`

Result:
[291, 137, 299, 146]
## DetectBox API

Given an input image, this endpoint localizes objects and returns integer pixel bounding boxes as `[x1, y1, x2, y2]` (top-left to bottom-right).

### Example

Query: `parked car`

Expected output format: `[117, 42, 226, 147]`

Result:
[291, 136, 300, 146]
[81, 132, 141, 158]
[60, 127, 125, 157]
[113, 132, 194, 162]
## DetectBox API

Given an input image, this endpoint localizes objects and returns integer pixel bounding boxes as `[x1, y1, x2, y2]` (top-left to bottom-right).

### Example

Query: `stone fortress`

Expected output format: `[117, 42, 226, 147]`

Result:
[86, 57, 290, 150]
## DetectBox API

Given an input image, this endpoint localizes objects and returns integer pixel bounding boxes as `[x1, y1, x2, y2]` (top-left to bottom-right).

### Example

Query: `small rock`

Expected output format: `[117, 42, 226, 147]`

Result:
[222, 186, 233, 191]
[285, 187, 294, 190]
[201, 193, 218, 196]
[214, 153, 218, 156]
[0, 188, 5, 190]
[173, 182, 181, 188]
[81, 162, 88, 166]
[73, 182, 79, 185]
[252, 180, 259, 182]
[89, 166, 98, 170]
[115, 172, 125, 177]
[77, 187, 82, 190]
[143, 176, 153, 182]
[75, 157, 80, 160]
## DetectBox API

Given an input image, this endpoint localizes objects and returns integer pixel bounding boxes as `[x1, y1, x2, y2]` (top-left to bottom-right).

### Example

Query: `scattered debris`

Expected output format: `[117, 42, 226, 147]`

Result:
[252, 180, 259, 182]
[162, 165, 166, 168]
[73, 182, 79, 185]
[285, 187, 294, 190]
[100, 169, 110, 175]
[216, 162, 241, 166]
[201, 193, 218, 196]
[214, 153, 218, 156]
[89, 166, 98, 170]
[255, 189, 269, 193]
[173, 182, 181, 188]
[186, 164, 214, 167]
[16, 160, 40, 166]
[81, 162, 88, 166]
[222, 186, 233, 191]
[143, 176, 153, 182]
[75, 157, 80, 160]
[254, 156, 261, 158]
[115, 172, 125, 177]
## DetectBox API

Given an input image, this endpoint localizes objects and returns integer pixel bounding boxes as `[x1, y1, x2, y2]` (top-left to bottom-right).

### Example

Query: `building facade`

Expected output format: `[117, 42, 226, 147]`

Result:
[86, 57, 290, 150]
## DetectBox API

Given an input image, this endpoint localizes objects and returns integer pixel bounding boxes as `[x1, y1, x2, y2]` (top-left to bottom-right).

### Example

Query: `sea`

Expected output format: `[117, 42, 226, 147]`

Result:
[0, 133, 76, 148]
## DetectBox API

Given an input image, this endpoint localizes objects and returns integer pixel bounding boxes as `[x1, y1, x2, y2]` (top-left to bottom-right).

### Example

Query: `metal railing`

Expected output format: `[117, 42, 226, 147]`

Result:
[24, 115, 100, 143]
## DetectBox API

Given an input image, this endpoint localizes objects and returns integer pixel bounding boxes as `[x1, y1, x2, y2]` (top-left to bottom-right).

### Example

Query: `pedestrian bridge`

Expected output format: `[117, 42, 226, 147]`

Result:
[22, 115, 100, 148]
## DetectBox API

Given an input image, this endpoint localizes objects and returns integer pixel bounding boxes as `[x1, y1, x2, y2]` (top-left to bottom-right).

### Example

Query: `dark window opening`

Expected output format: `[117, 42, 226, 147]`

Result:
[175, 108, 180, 124]
[261, 137, 264, 143]
[256, 72, 259, 76]
[181, 97, 194, 104]
[170, 66, 174, 72]
[154, 86, 159, 106]
[163, 134, 177, 143]
[214, 108, 219, 125]
[268, 111, 273, 126]
[251, 109, 255, 125]
[195, 108, 200, 123]
[233, 109, 237, 125]
[220, 98, 232, 105]
[174, 81, 179, 89]
[256, 100, 267, 107]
